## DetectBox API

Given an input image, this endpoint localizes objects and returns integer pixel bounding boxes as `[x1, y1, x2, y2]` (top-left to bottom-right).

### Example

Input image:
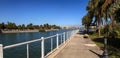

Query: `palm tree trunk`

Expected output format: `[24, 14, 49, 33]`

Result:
[112, 20, 117, 38]
[98, 16, 101, 37]
[98, 25, 101, 37]
[87, 25, 89, 33]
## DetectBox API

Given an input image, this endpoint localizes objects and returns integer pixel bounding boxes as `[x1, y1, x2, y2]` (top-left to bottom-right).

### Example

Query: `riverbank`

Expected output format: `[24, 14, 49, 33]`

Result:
[0, 29, 59, 33]
[1, 29, 39, 33]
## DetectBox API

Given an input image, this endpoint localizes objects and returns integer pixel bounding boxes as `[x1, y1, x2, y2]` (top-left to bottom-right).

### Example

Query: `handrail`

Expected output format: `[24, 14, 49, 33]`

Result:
[3, 38, 42, 49]
[0, 29, 79, 58]
[44, 35, 57, 40]
[3, 33, 64, 49]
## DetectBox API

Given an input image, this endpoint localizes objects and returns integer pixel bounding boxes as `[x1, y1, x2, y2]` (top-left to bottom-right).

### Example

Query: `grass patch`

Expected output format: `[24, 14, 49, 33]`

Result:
[89, 34, 120, 58]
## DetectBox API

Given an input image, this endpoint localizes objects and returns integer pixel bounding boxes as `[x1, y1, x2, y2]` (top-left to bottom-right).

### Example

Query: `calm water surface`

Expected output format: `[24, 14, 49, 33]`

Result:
[0, 30, 70, 58]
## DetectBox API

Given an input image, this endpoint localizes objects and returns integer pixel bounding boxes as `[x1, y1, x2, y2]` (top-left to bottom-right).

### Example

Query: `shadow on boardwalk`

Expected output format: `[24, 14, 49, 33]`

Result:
[89, 50, 103, 58]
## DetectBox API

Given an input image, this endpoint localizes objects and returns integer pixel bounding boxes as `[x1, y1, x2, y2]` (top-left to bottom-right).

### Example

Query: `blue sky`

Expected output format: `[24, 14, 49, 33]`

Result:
[0, 0, 89, 26]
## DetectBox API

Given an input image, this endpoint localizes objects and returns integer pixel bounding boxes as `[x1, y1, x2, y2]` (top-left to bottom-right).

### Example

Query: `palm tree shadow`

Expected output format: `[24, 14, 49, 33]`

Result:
[89, 50, 103, 58]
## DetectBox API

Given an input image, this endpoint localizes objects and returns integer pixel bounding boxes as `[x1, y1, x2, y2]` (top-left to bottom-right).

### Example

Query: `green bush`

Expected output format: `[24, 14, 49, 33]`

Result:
[101, 24, 120, 38]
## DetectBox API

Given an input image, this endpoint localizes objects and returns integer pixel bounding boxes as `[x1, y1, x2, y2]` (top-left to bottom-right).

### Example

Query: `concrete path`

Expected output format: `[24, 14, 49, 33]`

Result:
[47, 33, 103, 58]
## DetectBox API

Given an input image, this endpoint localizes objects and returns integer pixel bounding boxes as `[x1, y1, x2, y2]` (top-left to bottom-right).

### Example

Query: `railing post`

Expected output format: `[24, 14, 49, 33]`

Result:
[69, 31, 71, 38]
[0, 44, 3, 58]
[63, 32, 65, 44]
[51, 38, 53, 51]
[41, 37, 44, 58]
[68, 32, 69, 39]
[66, 32, 68, 40]
[27, 44, 29, 58]
[61, 34, 62, 44]
[69, 31, 71, 37]
[67, 32, 69, 39]
[68, 31, 70, 38]
[56, 34, 59, 49]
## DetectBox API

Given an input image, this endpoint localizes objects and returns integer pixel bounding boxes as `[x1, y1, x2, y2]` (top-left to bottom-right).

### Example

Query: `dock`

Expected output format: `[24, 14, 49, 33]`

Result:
[47, 33, 103, 58]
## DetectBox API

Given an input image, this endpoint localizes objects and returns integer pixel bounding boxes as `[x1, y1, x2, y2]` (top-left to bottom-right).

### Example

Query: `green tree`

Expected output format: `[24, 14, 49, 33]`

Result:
[18, 25, 22, 30]
[43, 23, 50, 29]
[85, 0, 117, 36]
[33, 25, 39, 29]
[86, 0, 102, 36]
[51, 25, 61, 29]
[101, 0, 120, 38]
[7, 22, 17, 29]
[27, 23, 33, 29]
[0, 22, 6, 30]
[82, 12, 93, 33]
[39, 25, 44, 29]
[21, 24, 25, 29]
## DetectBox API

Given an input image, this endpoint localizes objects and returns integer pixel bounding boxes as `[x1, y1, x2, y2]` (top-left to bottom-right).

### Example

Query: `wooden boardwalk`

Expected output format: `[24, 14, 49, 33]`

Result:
[47, 33, 103, 58]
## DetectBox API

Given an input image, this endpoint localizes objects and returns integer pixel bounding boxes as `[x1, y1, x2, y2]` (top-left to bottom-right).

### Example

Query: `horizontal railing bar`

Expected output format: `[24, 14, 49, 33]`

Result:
[44, 33, 64, 40]
[44, 35, 57, 40]
[58, 33, 64, 36]
[3, 39, 42, 49]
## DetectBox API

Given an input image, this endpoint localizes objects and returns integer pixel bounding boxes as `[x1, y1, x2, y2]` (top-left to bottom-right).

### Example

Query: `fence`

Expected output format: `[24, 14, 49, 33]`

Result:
[0, 30, 79, 58]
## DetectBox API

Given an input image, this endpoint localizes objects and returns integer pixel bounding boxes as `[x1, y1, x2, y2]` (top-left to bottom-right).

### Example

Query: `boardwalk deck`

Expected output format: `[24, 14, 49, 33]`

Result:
[47, 33, 103, 58]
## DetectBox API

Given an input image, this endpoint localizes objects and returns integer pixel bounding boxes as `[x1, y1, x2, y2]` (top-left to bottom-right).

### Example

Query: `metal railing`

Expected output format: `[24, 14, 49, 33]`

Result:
[0, 30, 79, 58]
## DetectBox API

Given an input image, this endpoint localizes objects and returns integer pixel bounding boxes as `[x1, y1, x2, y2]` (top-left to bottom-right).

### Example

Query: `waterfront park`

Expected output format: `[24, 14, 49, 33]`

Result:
[0, 0, 120, 58]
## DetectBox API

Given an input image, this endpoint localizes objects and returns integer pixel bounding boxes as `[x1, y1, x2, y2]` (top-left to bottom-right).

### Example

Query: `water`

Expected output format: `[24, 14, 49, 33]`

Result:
[0, 30, 70, 58]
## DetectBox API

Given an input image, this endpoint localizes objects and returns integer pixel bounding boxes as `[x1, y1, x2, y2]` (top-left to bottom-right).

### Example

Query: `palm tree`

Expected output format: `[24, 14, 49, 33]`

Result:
[101, 0, 120, 37]
[101, 0, 117, 23]
[86, 0, 105, 36]
[85, 0, 117, 36]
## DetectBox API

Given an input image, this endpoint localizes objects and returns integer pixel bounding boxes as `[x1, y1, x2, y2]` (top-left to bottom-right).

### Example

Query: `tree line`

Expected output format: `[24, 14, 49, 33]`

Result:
[0, 22, 61, 30]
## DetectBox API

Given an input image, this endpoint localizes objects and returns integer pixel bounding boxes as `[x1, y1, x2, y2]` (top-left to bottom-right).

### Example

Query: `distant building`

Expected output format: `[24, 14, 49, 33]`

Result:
[61, 25, 83, 30]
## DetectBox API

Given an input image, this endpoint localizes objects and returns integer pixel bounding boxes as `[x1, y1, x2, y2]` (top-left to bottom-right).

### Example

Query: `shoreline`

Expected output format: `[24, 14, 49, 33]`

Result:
[0, 29, 59, 33]
[1, 30, 39, 33]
